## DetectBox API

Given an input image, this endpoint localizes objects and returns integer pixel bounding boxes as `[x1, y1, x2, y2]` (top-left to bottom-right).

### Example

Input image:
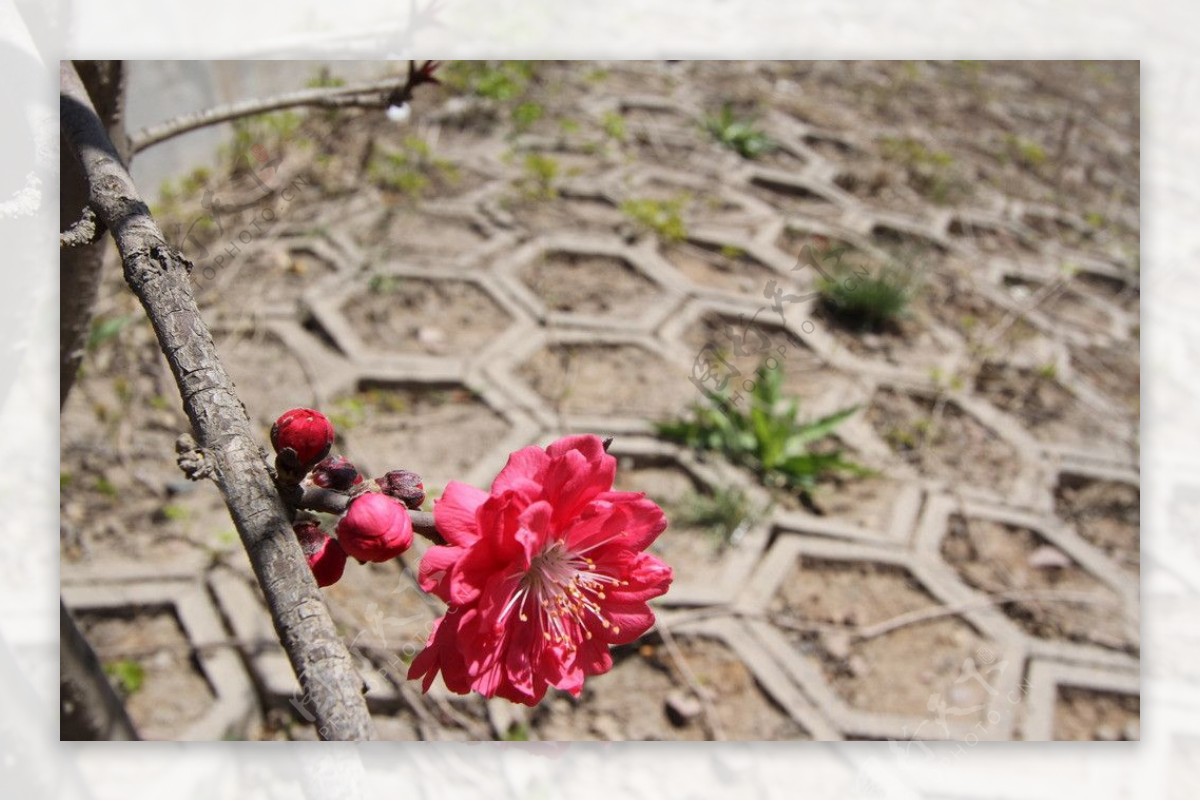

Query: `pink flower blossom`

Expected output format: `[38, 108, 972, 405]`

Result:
[335, 492, 414, 563]
[408, 434, 672, 705]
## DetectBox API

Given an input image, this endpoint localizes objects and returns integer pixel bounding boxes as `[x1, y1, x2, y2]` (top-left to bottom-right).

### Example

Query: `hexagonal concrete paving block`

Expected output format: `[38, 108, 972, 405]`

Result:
[863, 383, 1047, 508]
[63, 581, 258, 741]
[1052, 467, 1140, 576]
[657, 232, 791, 302]
[1020, 661, 1139, 741]
[493, 235, 684, 332]
[737, 536, 1024, 741]
[915, 493, 1139, 665]
[499, 330, 695, 433]
[972, 361, 1137, 464]
[662, 296, 872, 420]
[746, 167, 849, 223]
[996, 270, 1127, 346]
[315, 266, 520, 368]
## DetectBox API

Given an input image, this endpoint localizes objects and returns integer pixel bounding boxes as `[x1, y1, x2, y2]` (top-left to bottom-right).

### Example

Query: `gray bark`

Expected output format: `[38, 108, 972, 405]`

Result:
[58, 61, 141, 742]
[60, 61, 374, 741]
[59, 600, 138, 740]
[59, 60, 125, 408]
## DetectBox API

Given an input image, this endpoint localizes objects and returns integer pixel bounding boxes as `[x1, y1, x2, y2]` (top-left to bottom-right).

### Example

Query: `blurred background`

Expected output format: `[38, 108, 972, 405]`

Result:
[60, 60, 1140, 742]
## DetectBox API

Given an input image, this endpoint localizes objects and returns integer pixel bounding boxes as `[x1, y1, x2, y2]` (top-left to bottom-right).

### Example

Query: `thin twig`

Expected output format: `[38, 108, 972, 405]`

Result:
[769, 588, 1119, 643]
[131, 82, 391, 154]
[855, 588, 1118, 641]
[130, 61, 441, 155]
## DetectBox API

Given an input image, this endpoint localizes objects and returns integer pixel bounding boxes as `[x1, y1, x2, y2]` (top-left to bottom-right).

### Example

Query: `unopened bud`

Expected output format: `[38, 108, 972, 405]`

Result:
[336, 492, 414, 563]
[311, 455, 364, 491]
[270, 408, 334, 467]
[293, 519, 347, 587]
[375, 469, 425, 510]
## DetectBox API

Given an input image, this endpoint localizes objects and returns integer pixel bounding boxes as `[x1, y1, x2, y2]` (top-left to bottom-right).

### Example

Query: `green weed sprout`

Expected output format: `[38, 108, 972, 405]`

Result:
[818, 261, 920, 331]
[657, 362, 868, 503]
[704, 104, 775, 159]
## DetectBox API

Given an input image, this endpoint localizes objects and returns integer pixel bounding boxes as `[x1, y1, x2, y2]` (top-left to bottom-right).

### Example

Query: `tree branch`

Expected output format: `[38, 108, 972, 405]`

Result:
[60, 600, 138, 740]
[59, 205, 103, 247]
[129, 61, 441, 155]
[61, 61, 374, 741]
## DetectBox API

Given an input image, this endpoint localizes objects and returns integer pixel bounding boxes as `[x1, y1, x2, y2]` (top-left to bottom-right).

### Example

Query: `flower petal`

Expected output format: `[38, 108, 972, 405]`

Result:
[490, 445, 550, 496]
[545, 433, 609, 462]
[515, 500, 555, 565]
[433, 481, 488, 546]
[407, 609, 473, 694]
[543, 449, 614, 530]
[416, 543, 463, 601]
[598, 600, 656, 644]
[574, 636, 614, 678]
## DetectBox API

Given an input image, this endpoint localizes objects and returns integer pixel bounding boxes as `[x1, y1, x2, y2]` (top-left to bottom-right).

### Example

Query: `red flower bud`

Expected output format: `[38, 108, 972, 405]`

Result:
[375, 469, 425, 510]
[293, 519, 347, 587]
[270, 408, 334, 467]
[312, 455, 364, 491]
[336, 492, 414, 563]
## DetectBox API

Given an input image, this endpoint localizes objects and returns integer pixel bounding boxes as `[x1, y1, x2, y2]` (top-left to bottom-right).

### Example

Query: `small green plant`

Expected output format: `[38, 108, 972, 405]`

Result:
[885, 417, 935, 451]
[704, 104, 775, 159]
[601, 111, 627, 142]
[656, 363, 868, 502]
[1003, 134, 1047, 169]
[1036, 362, 1059, 380]
[306, 68, 345, 89]
[442, 61, 535, 101]
[367, 136, 458, 198]
[818, 262, 919, 331]
[669, 488, 757, 546]
[160, 503, 189, 522]
[226, 111, 304, 173]
[367, 273, 404, 294]
[500, 722, 530, 741]
[94, 476, 119, 500]
[879, 136, 965, 204]
[88, 315, 135, 350]
[215, 528, 240, 549]
[512, 101, 544, 132]
[104, 660, 145, 696]
[517, 153, 560, 200]
[179, 167, 211, 196]
[113, 376, 133, 405]
[330, 389, 409, 431]
[619, 196, 688, 243]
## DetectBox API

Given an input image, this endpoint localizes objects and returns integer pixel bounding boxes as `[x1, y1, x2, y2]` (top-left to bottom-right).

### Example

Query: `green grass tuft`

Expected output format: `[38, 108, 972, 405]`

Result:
[704, 105, 775, 159]
[104, 659, 145, 696]
[818, 261, 919, 331]
[619, 197, 688, 243]
[656, 362, 869, 504]
[668, 487, 758, 546]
